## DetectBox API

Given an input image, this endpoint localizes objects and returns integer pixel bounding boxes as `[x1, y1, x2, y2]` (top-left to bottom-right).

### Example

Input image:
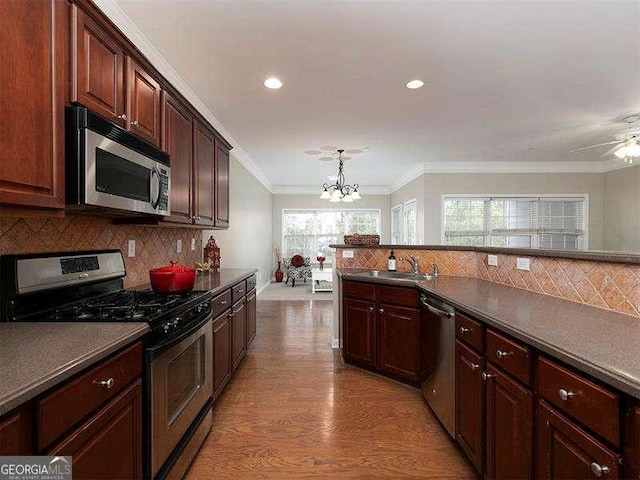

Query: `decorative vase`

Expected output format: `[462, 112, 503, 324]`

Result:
[275, 262, 284, 282]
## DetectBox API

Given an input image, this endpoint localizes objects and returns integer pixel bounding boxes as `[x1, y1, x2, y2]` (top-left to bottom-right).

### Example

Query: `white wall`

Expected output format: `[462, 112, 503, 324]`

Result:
[603, 165, 640, 252]
[202, 156, 273, 289]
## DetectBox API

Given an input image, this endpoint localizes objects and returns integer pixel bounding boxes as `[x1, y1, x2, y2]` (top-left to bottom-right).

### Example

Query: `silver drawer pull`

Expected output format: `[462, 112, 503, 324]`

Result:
[219, 300, 228, 305]
[379, 308, 384, 313]
[95, 377, 115, 389]
[481, 372, 494, 380]
[238, 289, 245, 294]
[558, 388, 576, 401]
[470, 362, 480, 371]
[369, 307, 374, 312]
[590, 462, 609, 477]
[117, 113, 127, 121]
[459, 327, 472, 334]
[496, 349, 513, 359]
[131, 120, 139, 127]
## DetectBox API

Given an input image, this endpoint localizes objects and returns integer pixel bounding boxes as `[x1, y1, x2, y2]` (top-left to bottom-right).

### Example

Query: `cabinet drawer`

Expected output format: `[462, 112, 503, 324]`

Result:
[455, 313, 484, 353]
[246, 275, 257, 292]
[37, 342, 142, 451]
[377, 284, 418, 308]
[231, 281, 247, 303]
[211, 289, 232, 318]
[538, 356, 620, 447]
[486, 330, 531, 386]
[342, 280, 375, 300]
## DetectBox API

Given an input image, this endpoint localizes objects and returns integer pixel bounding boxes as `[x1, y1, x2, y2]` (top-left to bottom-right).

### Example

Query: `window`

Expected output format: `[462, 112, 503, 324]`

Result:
[391, 198, 418, 245]
[282, 209, 381, 261]
[442, 195, 587, 250]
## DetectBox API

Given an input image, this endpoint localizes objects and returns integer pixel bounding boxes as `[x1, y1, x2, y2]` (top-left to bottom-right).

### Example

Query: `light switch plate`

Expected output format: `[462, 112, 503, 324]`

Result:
[516, 257, 531, 271]
[191, 238, 196, 251]
[177, 239, 182, 253]
[127, 240, 135, 258]
[487, 254, 498, 266]
[342, 250, 354, 258]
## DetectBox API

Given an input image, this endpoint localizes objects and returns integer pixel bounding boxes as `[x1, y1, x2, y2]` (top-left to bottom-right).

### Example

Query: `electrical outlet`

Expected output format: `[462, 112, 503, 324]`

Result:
[487, 254, 498, 266]
[191, 238, 196, 251]
[177, 239, 182, 253]
[342, 250, 354, 259]
[516, 257, 531, 271]
[127, 240, 135, 258]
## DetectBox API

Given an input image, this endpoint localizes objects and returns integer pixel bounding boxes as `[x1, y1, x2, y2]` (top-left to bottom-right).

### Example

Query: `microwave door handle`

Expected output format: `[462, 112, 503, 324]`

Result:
[150, 167, 160, 209]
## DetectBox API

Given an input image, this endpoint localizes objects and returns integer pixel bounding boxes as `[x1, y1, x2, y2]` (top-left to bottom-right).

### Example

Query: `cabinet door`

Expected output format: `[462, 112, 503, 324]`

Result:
[161, 92, 193, 223]
[126, 57, 161, 146]
[455, 339, 485, 474]
[231, 300, 247, 371]
[377, 303, 420, 382]
[246, 291, 257, 346]
[73, 5, 125, 126]
[193, 122, 215, 226]
[537, 401, 620, 479]
[48, 379, 142, 480]
[624, 403, 640, 479]
[485, 363, 532, 480]
[0, 403, 33, 455]
[215, 141, 230, 227]
[213, 312, 232, 400]
[0, 0, 66, 212]
[343, 298, 376, 367]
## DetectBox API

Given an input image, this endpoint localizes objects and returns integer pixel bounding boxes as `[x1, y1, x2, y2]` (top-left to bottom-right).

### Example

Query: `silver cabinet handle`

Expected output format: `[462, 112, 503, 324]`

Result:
[95, 377, 115, 389]
[369, 307, 374, 312]
[470, 362, 480, 371]
[482, 372, 494, 380]
[459, 326, 472, 334]
[219, 300, 228, 305]
[131, 120, 139, 127]
[496, 349, 514, 359]
[238, 289, 245, 294]
[558, 388, 576, 401]
[117, 113, 127, 121]
[379, 308, 384, 313]
[590, 462, 609, 477]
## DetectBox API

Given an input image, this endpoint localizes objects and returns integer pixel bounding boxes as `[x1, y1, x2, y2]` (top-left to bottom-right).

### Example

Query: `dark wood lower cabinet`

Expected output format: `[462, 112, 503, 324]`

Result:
[0, 403, 33, 455]
[48, 379, 142, 480]
[485, 363, 532, 480]
[343, 297, 376, 367]
[624, 403, 640, 479]
[537, 401, 620, 480]
[213, 311, 232, 399]
[246, 290, 257, 346]
[231, 299, 246, 371]
[377, 303, 420, 382]
[455, 340, 485, 474]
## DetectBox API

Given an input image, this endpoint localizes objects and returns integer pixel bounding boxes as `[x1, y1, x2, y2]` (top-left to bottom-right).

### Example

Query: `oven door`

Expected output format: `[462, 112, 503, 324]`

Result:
[85, 129, 170, 216]
[149, 314, 213, 478]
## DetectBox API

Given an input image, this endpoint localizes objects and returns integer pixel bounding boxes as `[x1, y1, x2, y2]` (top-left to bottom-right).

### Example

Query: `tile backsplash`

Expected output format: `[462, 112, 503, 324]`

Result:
[336, 247, 640, 317]
[0, 216, 201, 288]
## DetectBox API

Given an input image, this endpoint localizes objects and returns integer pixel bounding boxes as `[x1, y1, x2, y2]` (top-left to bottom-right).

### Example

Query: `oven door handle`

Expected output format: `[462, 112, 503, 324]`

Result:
[147, 311, 213, 361]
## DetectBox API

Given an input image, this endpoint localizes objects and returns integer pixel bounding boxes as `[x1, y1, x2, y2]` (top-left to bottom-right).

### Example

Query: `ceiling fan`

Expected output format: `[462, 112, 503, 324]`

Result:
[569, 115, 640, 162]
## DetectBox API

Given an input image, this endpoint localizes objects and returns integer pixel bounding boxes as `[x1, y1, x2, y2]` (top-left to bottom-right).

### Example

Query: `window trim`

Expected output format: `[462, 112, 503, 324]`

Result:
[440, 193, 589, 250]
[390, 198, 418, 245]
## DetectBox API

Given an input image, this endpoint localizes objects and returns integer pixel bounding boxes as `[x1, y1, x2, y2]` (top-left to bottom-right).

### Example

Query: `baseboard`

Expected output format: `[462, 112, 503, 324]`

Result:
[331, 338, 339, 349]
[256, 282, 270, 295]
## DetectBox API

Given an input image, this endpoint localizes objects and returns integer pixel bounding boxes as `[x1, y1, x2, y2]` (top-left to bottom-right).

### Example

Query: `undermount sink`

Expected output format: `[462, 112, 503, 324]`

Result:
[354, 270, 435, 281]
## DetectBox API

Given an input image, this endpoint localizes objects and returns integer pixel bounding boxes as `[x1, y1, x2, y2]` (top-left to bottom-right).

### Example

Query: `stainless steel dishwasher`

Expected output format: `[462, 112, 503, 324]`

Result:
[420, 293, 456, 438]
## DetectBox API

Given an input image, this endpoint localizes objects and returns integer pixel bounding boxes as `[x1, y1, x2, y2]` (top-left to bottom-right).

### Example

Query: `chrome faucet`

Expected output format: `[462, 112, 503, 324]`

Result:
[432, 263, 439, 277]
[405, 256, 419, 275]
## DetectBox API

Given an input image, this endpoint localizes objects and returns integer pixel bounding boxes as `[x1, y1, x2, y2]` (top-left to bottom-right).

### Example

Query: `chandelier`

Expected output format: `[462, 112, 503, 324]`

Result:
[320, 150, 361, 202]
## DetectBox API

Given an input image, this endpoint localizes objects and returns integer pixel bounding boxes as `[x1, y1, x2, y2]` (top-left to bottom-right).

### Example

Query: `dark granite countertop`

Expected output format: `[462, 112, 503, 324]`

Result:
[0, 322, 148, 416]
[339, 269, 640, 399]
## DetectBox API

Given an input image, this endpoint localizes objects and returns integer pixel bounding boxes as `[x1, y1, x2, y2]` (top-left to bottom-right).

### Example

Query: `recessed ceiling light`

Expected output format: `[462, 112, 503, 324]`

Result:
[264, 77, 283, 89]
[406, 79, 425, 89]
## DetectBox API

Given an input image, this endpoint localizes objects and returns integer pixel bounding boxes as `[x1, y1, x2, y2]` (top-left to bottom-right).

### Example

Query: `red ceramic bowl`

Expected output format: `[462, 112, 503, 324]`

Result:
[149, 264, 196, 293]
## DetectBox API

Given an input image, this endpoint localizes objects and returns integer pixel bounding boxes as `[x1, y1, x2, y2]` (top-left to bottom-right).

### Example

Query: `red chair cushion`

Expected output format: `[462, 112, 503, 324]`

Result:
[291, 255, 305, 267]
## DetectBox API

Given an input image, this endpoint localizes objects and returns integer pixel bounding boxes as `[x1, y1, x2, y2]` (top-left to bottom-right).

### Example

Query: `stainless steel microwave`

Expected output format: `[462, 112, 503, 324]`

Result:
[66, 105, 171, 216]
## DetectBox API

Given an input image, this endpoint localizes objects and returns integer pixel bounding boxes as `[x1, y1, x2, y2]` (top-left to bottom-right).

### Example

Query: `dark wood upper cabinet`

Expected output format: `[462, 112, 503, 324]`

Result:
[455, 339, 485, 474]
[73, 5, 125, 126]
[161, 92, 193, 223]
[215, 141, 230, 227]
[0, 0, 66, 213]
[193, 122, 216, 227]
[485, 363, 532, 480]
[127, 57, 161, 146]
[537, 401, 620, 480]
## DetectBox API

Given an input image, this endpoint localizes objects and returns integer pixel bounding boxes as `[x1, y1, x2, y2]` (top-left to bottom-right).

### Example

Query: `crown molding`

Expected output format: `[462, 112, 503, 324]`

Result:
[92, 0, 273, 193]
[272, 185, 391, 195]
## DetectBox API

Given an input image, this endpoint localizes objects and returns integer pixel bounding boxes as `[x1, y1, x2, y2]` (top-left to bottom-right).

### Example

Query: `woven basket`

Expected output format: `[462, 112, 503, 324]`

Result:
[343, 233, 380, 246]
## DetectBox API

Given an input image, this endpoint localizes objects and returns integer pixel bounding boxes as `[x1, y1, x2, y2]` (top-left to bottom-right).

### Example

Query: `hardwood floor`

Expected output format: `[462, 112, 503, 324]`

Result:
[186, 299, 476, 479]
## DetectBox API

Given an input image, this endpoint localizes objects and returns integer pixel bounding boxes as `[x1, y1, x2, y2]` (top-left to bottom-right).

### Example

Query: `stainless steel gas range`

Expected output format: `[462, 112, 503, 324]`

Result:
[0, 250, 213, 479]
